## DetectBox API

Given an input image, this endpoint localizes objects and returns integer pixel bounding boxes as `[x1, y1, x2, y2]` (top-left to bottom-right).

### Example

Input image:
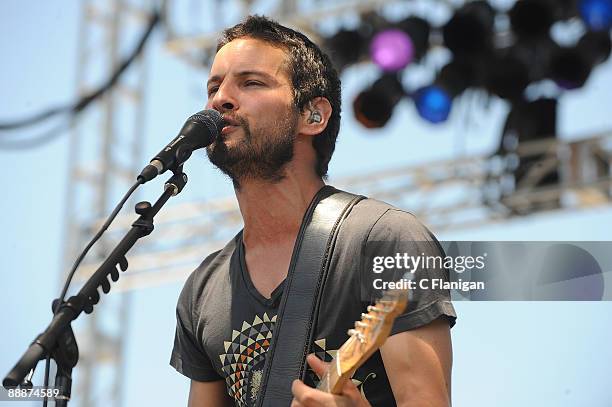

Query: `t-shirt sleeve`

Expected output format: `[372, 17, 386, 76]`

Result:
[364, 209, 457, 335]
[170, 258, 224, 382]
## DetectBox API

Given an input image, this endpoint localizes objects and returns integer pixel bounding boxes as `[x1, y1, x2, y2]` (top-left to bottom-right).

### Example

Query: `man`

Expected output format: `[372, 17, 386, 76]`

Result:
[170, 15, 456, 407]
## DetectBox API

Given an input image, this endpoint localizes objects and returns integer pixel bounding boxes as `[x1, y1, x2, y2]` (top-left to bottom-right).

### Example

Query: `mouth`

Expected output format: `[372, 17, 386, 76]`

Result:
[221, 116, 241, 136]
[221, 124, 239, 136]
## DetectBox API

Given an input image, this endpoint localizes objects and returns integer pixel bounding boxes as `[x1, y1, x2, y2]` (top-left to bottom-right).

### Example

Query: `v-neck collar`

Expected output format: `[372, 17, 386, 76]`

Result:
[234, 185, 337, 308]
[236, 231, 286, 308]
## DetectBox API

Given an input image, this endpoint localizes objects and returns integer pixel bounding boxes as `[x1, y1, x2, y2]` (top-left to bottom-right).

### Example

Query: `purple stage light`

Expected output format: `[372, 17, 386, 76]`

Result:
[370, 29, 414, 72]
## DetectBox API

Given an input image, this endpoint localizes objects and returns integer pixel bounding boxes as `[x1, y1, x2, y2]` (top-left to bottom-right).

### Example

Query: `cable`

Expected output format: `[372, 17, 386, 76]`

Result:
[29, 9, 160, 397]
[0, 121, 70, 150]
[39, 178, 143, 403]
[70, 11, 160, 116]
[57, 179, 143, 306]
[0, 107, 71, 132]
[0, 10, 160, 134]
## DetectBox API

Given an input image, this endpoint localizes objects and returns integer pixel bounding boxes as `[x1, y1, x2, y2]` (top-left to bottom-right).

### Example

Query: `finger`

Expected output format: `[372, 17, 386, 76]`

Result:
[292, 379, 328, 406]
[341, 379, 362, 399]
[291, 379, 310, 401]
[340, 378, 372, 407]
[306, 354, 329, 379]
[293, 378, 357, 407]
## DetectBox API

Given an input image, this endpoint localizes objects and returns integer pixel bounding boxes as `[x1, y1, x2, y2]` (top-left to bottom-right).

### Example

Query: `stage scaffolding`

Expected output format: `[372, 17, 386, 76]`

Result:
[63, 0, 153, 405]
[73, 131, 612, 292]
[62, 0, 612, 405]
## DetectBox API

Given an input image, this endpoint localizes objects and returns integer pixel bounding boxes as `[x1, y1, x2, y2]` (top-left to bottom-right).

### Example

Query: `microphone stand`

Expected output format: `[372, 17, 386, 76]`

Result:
[3, 167, 189, 406]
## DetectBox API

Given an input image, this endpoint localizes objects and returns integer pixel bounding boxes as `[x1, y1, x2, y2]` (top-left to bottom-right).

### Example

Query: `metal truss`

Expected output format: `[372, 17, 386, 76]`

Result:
[74, 131, 612, 292]
[62, 0, 154, 405]
[161, 0, 452, 67]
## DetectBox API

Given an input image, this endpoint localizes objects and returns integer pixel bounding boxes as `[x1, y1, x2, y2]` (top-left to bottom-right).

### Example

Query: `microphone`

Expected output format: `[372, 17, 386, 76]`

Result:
[138, 109, 224, 183]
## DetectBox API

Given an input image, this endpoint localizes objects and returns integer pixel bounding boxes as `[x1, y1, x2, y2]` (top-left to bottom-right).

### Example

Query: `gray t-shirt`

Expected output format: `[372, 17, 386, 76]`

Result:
[170, 195, 456, 406]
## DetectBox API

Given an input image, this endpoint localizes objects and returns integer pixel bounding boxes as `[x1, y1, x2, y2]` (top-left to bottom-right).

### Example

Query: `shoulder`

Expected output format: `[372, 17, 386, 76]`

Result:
[369, 205, 436, 242]
[335, 194, 443, 258]
[341, 195, 434, 240]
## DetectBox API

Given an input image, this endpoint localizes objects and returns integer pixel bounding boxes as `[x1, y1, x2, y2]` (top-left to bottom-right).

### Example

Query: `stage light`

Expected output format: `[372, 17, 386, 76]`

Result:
[443, 1, 496, 57]
[497, 98, 560, 213]
[579, 30, 612, 64]
[370, 29, 414, 72]
[368, 16, 430, 72]
[413, 85, 452, 124]
[412, 59, 474, 124]
[485, 53, 530, 100]
[396, 16, 431, 62]
[353, 74, 405, 128]
[509, 36, 560, 83]
[509, 0, 556, 39]
[437, 59, 476, 95]
[579, 0, 612, 31]
[325, 28, 368, 72]
[550, 47, 592, 89]
[550, 30, 612, 89]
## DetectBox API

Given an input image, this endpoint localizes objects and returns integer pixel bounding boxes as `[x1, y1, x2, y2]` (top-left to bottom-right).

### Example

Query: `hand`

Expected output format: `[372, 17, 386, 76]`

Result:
[290, 354, 372, 407]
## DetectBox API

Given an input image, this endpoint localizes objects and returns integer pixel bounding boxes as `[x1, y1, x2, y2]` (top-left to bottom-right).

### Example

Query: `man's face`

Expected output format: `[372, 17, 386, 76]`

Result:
[205, 37, 300, 185]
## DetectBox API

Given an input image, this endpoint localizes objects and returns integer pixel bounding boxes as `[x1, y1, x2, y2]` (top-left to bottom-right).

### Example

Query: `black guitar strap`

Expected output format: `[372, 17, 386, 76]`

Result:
[255, 185, 364, 407]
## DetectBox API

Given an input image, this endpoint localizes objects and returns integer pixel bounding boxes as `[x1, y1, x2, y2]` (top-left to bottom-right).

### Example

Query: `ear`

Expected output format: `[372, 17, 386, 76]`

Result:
[298, 97, 333, 137]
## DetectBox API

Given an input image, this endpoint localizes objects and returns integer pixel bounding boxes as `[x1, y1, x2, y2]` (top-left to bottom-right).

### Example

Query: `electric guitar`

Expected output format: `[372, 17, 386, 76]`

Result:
[316, 286, 409, 394]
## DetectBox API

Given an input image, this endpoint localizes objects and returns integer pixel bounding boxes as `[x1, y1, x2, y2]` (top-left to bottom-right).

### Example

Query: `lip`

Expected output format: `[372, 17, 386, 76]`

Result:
[222, 116, 239, 126]
[221, 125, 239, 135]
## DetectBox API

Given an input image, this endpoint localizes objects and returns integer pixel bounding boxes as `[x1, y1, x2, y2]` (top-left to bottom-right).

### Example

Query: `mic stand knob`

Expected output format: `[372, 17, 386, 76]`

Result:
[135, 201, 152, 216]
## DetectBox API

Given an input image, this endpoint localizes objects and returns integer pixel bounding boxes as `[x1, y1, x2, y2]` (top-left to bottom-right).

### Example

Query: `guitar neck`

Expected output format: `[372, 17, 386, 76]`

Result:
[315, 287, 409, 394]
[316, 358, 350, 394]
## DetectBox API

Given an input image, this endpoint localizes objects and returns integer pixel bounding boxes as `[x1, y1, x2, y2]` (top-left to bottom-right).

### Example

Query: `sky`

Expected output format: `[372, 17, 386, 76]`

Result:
[0, 1, 611, 406]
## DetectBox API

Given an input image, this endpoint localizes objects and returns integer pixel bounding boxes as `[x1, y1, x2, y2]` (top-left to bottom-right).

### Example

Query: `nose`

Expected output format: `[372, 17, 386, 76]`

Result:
[209, 82, 238, 112]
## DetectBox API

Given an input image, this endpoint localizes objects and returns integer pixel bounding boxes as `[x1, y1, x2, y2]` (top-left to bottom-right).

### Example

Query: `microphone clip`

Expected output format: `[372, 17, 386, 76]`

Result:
[164, 166, 188, 196]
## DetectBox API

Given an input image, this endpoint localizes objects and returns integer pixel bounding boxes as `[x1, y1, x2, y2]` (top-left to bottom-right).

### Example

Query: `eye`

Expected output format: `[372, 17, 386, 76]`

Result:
[207, 86, 219, 97]
[244, 80, 263, 87]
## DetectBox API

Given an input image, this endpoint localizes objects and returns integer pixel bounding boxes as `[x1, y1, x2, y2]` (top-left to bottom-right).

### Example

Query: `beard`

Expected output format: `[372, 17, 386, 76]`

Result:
[206, 107, 299, 188]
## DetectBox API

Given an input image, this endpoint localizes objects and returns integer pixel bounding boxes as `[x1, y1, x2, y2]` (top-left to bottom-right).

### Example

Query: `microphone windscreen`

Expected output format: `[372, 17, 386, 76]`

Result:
[187, 109, 224, 141]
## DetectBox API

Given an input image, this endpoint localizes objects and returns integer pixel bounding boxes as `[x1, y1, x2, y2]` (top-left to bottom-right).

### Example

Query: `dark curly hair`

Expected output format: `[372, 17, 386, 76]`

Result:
[216, 15, 341, 178]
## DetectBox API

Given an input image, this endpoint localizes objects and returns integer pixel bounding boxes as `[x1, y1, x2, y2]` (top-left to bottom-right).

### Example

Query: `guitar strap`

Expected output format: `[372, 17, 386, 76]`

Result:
[255, 185, 364, 407]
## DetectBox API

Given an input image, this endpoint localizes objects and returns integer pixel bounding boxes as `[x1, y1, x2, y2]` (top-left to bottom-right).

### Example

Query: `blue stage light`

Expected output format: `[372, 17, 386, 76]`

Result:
[413, 86, 452, 124]
[579, 0, 612, 31]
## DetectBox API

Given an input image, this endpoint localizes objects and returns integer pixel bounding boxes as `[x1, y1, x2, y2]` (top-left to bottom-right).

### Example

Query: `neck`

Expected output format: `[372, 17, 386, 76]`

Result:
[236, 166, 325, 249]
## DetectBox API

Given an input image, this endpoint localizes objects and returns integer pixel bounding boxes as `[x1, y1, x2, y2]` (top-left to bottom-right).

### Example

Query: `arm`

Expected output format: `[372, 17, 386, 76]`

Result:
[379, 317, 453, 407]
[188, 380, 233, 407]
[290, 317, 452, 407]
